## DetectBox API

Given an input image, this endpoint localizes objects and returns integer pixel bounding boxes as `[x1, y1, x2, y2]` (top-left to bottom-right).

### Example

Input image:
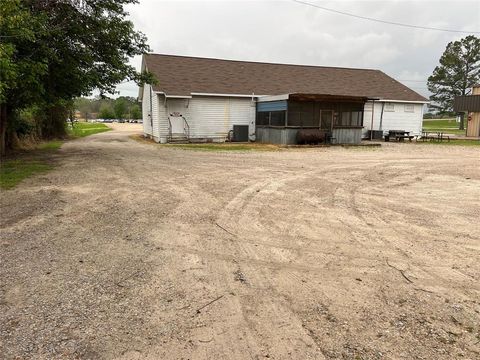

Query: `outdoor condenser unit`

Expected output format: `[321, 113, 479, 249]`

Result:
[233, 125, 249, 142]
[368, 130, 384, 140]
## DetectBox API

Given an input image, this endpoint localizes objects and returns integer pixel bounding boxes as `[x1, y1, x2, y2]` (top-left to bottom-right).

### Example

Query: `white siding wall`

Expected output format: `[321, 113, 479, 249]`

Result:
[141, 85, 164, 141]
[156, 94, 169, 143]
[161, 96, 255, 141]
[363, 101, 424, 136]
[141, 85, 153, 136]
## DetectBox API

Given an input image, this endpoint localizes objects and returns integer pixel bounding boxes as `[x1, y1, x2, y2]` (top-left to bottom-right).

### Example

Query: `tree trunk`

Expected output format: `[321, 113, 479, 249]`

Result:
[459, 114, 465, 130]
[0, 104, 7, 156]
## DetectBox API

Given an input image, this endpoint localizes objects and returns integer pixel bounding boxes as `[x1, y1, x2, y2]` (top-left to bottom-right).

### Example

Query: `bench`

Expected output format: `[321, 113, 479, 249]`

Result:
[385, 130, 411, 142]
[395, 135, 415, 142]
[421, 131, 450, 142]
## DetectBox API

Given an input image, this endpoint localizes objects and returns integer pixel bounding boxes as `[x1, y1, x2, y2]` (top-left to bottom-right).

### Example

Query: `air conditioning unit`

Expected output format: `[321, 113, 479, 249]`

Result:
[233, 125, 249, 142]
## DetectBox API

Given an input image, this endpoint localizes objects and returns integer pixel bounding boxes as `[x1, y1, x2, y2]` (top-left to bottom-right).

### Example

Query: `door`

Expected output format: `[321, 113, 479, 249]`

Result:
[168, 99, 186, 137]
[320, 110, 333, 130]
[169, 114, 184, 135]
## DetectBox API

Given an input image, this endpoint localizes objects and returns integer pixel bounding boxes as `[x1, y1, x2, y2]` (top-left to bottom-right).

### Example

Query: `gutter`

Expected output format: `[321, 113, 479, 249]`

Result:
[190, 92, 264, 98]
[379, 102, 385, 131]
[375, 99, 429, 104]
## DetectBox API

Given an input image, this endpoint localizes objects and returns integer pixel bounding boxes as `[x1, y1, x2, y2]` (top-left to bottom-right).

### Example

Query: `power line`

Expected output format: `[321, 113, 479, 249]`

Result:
[291, 0, 480, 34]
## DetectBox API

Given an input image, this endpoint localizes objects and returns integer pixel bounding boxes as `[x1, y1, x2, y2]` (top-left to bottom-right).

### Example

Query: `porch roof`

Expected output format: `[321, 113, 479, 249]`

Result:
[257, 93, 379, 103]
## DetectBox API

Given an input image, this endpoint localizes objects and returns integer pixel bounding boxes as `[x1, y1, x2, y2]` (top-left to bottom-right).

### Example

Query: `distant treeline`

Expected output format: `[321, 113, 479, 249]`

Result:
[423, 112, 456, 119]
[75, 97, 142, 121]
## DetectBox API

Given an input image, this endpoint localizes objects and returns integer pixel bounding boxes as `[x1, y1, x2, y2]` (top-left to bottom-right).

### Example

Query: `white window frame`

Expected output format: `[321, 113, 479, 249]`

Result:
[404, 104, 414, 113]
[384, 103, 395, 112]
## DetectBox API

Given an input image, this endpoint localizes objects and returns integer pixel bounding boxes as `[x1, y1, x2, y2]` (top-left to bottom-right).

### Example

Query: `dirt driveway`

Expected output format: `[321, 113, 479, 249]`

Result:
[1, 124, 479, 359]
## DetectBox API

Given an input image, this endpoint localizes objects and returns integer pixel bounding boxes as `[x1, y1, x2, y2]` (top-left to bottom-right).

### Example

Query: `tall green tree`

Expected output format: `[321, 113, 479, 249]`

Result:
[99, 104, 115, 120]
[130, 104, 142, 120]
[114, 98, 128, 120]
[0, 0, 47, 154]
[427, 35, 480, 130]
[0, 0, 153, 155]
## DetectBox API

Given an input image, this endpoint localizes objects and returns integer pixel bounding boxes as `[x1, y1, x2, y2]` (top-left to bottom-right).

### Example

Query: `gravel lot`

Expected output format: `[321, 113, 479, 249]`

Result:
[1, 123, 479, 359]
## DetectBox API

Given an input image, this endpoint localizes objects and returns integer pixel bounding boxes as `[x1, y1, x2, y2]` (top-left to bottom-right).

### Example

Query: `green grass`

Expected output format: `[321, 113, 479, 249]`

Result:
[0, 160, 52, 189]
[69, 122, 111, 137]
[160, 143, 279, 151]
[418, 139, 480, 146]
[37, 140, 63, 151]
[422, 118, 465, 135]
[1, 123, 111, 190]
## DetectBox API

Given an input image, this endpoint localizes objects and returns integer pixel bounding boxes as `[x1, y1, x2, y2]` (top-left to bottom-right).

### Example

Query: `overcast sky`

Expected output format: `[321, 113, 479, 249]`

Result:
[114, 0, 480, 99]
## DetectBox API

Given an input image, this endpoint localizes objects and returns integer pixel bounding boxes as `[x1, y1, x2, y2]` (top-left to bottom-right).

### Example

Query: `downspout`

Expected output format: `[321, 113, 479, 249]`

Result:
[369, 99, 375, 140]
[379, 102, 385, 131]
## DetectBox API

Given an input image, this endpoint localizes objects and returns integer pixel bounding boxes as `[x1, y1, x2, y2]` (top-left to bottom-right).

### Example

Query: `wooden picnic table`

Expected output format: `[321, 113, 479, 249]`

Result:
[421, 131, 450, 142]
[384, 130, 414, 142]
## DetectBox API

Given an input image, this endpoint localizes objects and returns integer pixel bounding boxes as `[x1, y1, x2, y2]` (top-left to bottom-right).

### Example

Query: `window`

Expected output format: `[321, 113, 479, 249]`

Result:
[339, 112, 351, 126]
[334, 111, 363, 127]
[385, 103, 395, 112]
[256, 112, 269, 126]
[404, 104, 414, 112]
[287, 112, 303, 126]
[351, 111, 363, 126]
[270, 111, 286, 126]
[256, 110, 286, 126]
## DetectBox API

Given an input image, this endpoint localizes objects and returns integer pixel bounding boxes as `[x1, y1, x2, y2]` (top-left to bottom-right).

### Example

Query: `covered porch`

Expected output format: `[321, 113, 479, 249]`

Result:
[255, 93, 372, 145]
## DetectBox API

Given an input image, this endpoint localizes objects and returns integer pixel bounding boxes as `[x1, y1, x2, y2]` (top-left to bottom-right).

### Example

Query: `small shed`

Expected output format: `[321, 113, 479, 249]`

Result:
[454, 85, 480, 137]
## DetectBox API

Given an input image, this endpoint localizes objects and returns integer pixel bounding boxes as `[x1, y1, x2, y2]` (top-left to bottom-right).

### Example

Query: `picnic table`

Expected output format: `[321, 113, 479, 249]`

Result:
[384, 130, 414, 142]
[421, 131, 450, 142]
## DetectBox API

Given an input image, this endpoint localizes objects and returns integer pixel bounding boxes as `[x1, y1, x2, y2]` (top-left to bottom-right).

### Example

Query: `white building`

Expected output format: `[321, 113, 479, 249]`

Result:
[139, 54, 428, 144]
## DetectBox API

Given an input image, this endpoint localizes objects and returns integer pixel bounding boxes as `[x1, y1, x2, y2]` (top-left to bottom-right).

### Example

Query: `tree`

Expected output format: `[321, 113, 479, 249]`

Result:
[75, 97, 93, 121]
[114, 98, 128, 120]
[99, 104, 115, 120]
[0, 0, 47, 154]
[427, 35, 480, 130]
[0, 0, 153, 155]
[130, 104, 142, 120]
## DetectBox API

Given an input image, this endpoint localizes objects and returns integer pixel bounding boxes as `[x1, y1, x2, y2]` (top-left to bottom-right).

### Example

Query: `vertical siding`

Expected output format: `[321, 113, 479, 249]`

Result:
[332, 128, 362, 144]
[256, 128, 297, 144]
[363, 101, 424, 136]
[466, 112, 480, 137]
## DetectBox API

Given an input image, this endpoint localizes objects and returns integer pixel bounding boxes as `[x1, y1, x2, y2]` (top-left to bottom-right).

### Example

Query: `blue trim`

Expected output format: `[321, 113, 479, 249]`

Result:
[257, 101, 287, 112]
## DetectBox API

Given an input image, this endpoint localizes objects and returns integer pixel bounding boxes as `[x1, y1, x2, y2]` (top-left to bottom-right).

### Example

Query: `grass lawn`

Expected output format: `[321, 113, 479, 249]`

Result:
[68, 122, 111, 137]
[161, 143, 279, 151]
[0, 160, 53, 189]
[422, 118, 465, 135]
[418, 139, 480, 146]
[0, 139, 61, 190]
[1, 123, 111, 190]
[37, 140, 64, 151]
[131, 135, 279, 151]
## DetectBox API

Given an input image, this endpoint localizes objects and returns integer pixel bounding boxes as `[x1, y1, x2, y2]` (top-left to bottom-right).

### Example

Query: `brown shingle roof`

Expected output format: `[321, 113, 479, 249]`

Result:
[144, 54, 427, 102]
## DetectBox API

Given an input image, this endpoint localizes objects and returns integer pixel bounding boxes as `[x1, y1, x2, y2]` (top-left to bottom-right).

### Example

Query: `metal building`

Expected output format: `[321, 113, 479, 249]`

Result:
[454, 86, 480, 137]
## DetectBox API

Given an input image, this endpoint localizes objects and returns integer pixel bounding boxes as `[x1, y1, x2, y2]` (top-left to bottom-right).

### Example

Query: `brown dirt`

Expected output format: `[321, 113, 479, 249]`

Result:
[1, 123, 479, 359]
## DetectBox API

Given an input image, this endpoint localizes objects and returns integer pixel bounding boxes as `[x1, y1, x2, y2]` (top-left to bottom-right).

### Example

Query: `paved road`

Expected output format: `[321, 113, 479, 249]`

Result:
[1, 124, 479, 359]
